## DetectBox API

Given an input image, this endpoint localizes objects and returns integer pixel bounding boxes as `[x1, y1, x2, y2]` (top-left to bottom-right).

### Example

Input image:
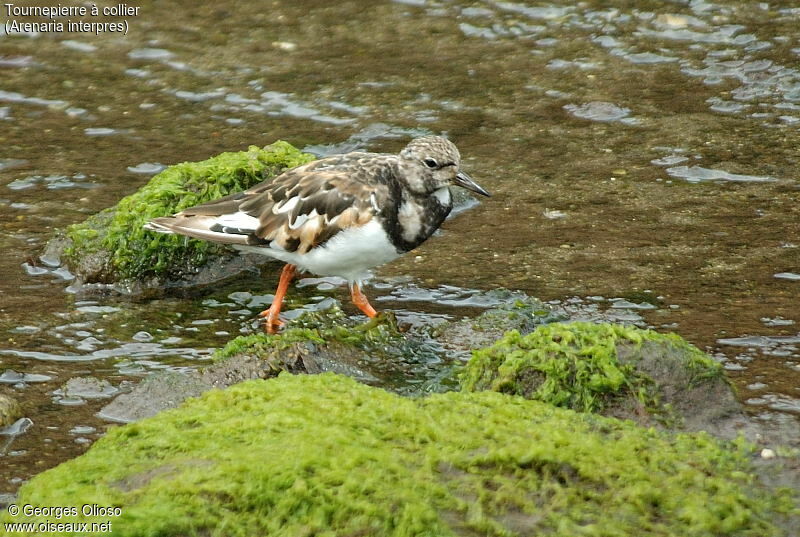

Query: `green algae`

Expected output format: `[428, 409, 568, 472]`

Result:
[5, 373, 794, 536]
[460, 322, 723, 414]
[214, 305, 404, 362]
[64, 141, 314, 281]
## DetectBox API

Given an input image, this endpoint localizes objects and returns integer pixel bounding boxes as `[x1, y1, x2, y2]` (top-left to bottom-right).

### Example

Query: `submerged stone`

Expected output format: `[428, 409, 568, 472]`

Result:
[53, 377, 119, 402]
[97, 372, 213, 424]
[42, 142, 315, 297]
[6, 374, 795, 536]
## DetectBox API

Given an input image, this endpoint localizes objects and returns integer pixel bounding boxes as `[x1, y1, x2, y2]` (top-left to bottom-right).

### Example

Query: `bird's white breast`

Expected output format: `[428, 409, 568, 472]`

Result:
[235, 219, 400, 284]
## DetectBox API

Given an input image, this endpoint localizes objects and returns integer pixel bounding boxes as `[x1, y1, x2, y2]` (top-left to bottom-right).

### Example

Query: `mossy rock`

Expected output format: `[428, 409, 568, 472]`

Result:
[206, 317, 395, 388]
[44, 141, 314, 296]
[6, 374, 795, 536]
[214, 305, 404, 363]
[460, 322, 729, 426]
[212, 306, 445, 392]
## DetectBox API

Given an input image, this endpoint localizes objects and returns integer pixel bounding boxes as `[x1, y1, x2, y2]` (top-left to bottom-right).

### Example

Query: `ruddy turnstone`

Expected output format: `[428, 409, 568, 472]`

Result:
[145, 136, 490, 333]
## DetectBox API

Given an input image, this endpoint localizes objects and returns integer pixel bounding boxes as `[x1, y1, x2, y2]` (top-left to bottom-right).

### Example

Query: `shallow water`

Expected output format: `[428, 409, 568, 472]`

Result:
[1, 0, 799, 493]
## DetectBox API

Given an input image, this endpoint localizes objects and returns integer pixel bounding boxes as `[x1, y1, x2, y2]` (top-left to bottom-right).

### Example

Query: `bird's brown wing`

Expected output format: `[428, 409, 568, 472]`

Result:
[172, 154, 395, 254]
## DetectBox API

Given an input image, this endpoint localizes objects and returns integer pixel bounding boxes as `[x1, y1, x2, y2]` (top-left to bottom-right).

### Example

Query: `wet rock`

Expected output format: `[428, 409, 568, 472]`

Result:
[42, 142, 314, 298]
[202, 340, 378, 388]
[611, 339, 742, 432]
[98, 372, 212, 423]
[53, 377, 120, 403]
[8, 374, 794, 536]
[0, 394, 22, 428]
[212, 305, 408, 386]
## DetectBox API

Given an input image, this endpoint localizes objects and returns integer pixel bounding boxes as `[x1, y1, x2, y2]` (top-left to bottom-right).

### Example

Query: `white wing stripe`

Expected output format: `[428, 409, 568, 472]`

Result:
[216, 211, 260, 231]
[288, 209, 319, 230]
[274, 196, 300, 214]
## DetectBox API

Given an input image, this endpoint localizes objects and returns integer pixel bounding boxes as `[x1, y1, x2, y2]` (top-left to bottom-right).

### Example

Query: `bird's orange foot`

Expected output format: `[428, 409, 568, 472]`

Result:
[259, 308, 285, 334]
[258, 263, 297, 334]
[350, 282, 378, 318]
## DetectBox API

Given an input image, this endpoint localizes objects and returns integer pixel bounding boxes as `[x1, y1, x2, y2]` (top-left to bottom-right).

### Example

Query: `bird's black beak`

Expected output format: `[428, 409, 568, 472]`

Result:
[453, 171, 491, 197]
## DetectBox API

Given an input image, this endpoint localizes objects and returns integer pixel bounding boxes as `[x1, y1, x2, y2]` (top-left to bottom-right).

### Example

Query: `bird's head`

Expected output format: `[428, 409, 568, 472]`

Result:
[399, 136, 490, 198]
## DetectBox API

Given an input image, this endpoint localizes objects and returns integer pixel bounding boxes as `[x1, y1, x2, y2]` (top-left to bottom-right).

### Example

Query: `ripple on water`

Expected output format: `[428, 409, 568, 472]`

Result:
[459, 23, 499, 40]
[0, 370, 52, 384]
[377, 284, 533, 308]
[443, 2, 800, 121]
[68, 425, 96, 435]
[546, 296, 649, 327]
[1, 338, 213, 364]
[302, 123, 430, 157]
[0, 158, 28, 172]
[762, 317, 795, 327]
[607, 299, 657, 310]
[665, 165, 777, 184]
[84, 127, 129, 137]
[547, 59, 599, 71]
[127, 162, 167, 174]
[717, 334, 800, 347]
[706, 97, 749, 114]
[715, 332, 800, 381]
[128, 48, 174, 61]
[61, 40, 97, 53]
[650, 155, 688, 166]
[171, 89, 226, 102]
[7, 173, 99, 191]
[0, 90, 68, 109]
[563, 102, 639, 124]
[493, 2, 573, 20]
[124, 68, 151, 78]
[207, 88, 362, 126]
[745, 393, 800, 414]
[75, 305, 121, 314]
[0, 56, 36, 68]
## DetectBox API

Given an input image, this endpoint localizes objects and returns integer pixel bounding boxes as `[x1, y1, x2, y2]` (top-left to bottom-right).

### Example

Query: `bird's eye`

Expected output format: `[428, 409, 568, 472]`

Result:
[424, 158, 438, 169]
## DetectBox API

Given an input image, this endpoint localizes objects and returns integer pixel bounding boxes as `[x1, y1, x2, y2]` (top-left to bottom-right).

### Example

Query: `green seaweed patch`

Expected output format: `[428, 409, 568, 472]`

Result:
[460, 321, 723, 414]
[214, 329, 324, 358]
[6, 374, 795, 536]
[214, 305, 404, 363]
[64, 142, 314, 281]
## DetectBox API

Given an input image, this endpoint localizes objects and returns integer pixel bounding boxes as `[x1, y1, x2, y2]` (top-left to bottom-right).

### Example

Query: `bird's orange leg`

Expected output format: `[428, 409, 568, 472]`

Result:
[259, 264, 296, 333]
[350, 282, 378, 318]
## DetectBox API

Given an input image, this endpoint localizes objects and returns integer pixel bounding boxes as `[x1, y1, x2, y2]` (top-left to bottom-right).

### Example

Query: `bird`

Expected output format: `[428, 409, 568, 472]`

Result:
[144, 136, 490, 333]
